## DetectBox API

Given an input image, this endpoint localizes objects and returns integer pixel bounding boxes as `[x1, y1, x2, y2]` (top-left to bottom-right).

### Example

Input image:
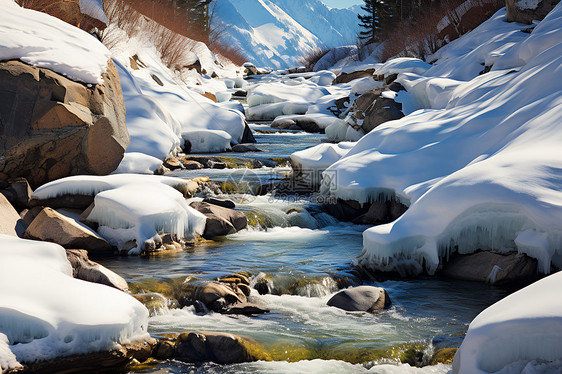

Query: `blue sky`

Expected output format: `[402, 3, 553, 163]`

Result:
[321, 0, 363, 8]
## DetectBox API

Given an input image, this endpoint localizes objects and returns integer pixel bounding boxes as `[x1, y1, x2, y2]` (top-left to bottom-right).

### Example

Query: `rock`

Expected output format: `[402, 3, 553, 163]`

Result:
[66, 249, 127, 291]
[23, 339, 157, 373]
[203, 198, 236, 209]
[134, 293, 169, 314]
[184, 59, 202, 74]
[0, 193, 27, 236]
[327, 286, 391, 313]
[182, 160, 204, 170]
[202, 92, 217, 102]
[29, 193, 95, 210]
[233, 89, 247, 97]
[175, 331, 268, 364]
[237, 284, 252, 297]
[231, 144, 262, 152]
[244, 64, 259, 76]
[292, 118, 323, 133]
[332, 69, 375, 85]
[191, 282, 245, 312]
[23, 207, 113, 256]
[219, 273, 250, 285]
[430, 347, 458, 364]
[20, 206, 43, 226]
[0, 178, 33, 211]
[348, 88, 404, 134]
[505, 0, 558, 24]
[324, 199, 370, 222]
[78, 202, 97, 229]
[439, 251, 538, 284]
[223, 303, 269, 315]
[163, 157, 183, 170]
[353, 199, 408, 225]
[0, 60, 129, 189]
[190, 201, 248, 238]
[155, 340, 176, 360]
[254, 281, 270, 295]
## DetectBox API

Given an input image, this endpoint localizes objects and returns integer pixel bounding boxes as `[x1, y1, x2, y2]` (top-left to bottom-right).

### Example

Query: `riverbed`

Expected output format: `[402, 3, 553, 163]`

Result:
[100, 126, 514, 373]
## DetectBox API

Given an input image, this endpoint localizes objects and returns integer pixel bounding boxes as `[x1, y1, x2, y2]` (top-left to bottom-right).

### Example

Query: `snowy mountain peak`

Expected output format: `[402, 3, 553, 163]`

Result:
[213, 0, 359, 69]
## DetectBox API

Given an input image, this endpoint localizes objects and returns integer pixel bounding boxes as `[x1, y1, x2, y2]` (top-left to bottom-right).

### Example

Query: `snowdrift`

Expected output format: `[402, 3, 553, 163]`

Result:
[454, 271, 562, 373]
[318, 6, 562, 275]
[0, 1, 110, 84]
[0, 235, 149, 362]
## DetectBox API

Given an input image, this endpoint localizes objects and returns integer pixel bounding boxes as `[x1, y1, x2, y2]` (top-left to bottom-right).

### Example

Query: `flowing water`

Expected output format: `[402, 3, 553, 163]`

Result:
[100, 127, 514, 373]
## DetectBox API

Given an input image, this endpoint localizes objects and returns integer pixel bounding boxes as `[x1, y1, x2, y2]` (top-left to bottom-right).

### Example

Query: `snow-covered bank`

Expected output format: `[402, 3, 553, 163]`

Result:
[314, 5, 562, 275]
[0, 1, 110, 84]
[454, 271, 562, 373]
[0, 235, 149, 363]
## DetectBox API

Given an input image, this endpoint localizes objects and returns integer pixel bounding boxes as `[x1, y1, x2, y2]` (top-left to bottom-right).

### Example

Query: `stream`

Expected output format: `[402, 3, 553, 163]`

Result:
[100, 125, 514, 373]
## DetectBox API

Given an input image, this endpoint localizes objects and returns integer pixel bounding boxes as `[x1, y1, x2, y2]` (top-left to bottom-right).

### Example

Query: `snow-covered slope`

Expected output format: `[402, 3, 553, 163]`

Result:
[454, 271, 562, 372]
[313, 5, 562, 276]
[213, 0, 359, 69]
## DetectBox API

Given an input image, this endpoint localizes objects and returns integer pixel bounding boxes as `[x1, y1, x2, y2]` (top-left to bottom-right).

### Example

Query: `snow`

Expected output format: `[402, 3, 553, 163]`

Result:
[113, 153, 163, 175]
[291, 142, 355, 186]
[213, 0, 359, 69]
[32, 175, 206, 254]
[183, 130, 232, 153]
[374, 58, 431, 78]
[79, 0, 108, 24]
[315, 4, 562, 276]
[0, 333, 20, 373]
[453, 271, 562, 373]
[0, 1, 110, 84]
[0, 234, 149, 362]
[88, 184, 206, 254]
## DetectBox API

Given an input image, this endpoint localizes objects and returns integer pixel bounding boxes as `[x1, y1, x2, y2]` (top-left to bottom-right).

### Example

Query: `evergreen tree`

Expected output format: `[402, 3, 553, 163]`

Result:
[358, 0, 379, 45]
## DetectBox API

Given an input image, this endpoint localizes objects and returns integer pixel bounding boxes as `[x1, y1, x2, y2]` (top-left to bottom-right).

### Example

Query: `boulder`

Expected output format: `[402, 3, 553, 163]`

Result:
[23, 207, 113, 256]
[231, 144, 262, 153]
[191, 282, 246, 312]
[348, 88, 404, 134]
[439, 251, 538, 284]
[0, 178, 33, 211]
[175, 331, 268, 364]
[353, 199, 408, 225]
[0, 193, 27, 237]
[182, 160, 204, 170]
[203, 198, 236, 209]
[0, 59, 129, 189]
[332, 69, 375, 85]
[23, 339, 157, 374]
[505, 0, 559, 24]
[190, 201, 247, 238]
[29, 193, 95, 210]
[327, 286, 391, 313]
[155, 340, 176, 360]
[223, 303, 269, 315]
[20, 206, 43, 226]
[66, 249, 128, 291]
[163, 157, 184, 170]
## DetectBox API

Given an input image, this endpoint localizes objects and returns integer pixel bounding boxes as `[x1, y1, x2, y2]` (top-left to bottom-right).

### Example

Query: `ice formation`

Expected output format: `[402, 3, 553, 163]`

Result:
[0, 235, 149, 362]
[453, 271, 562, 373]
[79, 0, 108, 24]
[0, 1, 110, 84]
[291, 142, 355, 187]
[88, 184, 206, 254]
[317, 5, 562, 275]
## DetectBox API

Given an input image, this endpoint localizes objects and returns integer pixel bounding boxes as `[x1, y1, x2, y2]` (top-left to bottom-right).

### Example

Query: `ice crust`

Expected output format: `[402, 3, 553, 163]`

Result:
[0, 1, 110, 84]
[0, 235, 149, 362]
[453, 271, 562, 373]
[318, 5, 562, 275]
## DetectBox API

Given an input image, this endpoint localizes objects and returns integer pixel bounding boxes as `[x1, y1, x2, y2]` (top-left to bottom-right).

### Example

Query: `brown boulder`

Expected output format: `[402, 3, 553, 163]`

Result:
[192, 282, 246, 312]
[23, 207, 113, 256]
[190, 201, 248, 238]
[506, 0, 559, 24]
[327, 286, 391, 313]
[348, 88, 404, 134]
[332, 69, 375, 85]
[0, 178, 33, 211]
[66, 249, 128, 291]
[0, 59, 129, 189]
[175, 331, 269, 364]
[0, 193, 27, 237]
[440, 251, 538, 284]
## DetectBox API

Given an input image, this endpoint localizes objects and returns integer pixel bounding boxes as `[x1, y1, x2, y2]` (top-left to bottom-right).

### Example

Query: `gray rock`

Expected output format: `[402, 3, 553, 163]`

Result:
[327, 286, 391, 313]
[203, 198, 236, 209]
[223, 303, 269, 315]
[66, 249, 128, 291]
[332, 69, 376, 85]
[0, 60, 129, 189]
[1, 178, 33, 211]
[506, 0, 558, 24]
[353, 199, 408, 225]
[231, 144, 262, 153]
[440, 251, 538, 284]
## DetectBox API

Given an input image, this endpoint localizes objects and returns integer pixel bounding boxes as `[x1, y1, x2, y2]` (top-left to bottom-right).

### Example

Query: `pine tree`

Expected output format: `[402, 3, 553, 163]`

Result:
[358, 0, 378, 45]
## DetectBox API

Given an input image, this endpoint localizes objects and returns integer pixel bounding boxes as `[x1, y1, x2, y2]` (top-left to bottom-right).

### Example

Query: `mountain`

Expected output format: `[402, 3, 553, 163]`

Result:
[213, 0, 359, 69]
